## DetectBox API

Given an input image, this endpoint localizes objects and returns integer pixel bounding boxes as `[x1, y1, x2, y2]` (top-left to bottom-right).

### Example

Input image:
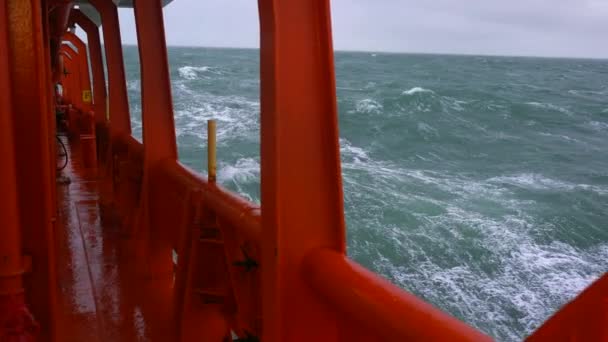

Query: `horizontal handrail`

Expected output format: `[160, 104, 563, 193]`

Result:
[156, 159, 262, 245]
[303, 248, 493, 341]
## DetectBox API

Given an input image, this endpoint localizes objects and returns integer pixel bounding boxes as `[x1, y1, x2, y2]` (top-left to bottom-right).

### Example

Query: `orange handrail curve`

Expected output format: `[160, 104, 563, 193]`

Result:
[303, 249, 493, 341]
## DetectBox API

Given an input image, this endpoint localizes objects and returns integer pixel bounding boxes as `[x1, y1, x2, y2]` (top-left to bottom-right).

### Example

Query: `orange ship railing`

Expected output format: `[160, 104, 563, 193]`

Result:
[0, 0, 606, 340]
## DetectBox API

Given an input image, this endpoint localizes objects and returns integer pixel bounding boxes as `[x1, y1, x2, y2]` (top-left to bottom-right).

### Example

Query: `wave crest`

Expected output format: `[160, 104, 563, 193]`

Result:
[178, 65, 213, 80]
[354, 99, 383, 114]
[402, 87, 435, 96]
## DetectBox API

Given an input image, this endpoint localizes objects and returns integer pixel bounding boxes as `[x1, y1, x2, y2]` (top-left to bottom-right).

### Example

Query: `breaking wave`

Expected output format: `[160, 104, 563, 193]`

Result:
[402, 87, 435, 95]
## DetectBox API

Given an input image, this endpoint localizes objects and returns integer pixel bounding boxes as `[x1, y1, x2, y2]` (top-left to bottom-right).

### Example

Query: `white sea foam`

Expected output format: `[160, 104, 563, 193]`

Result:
[567, 89, 608, 96]
[402, 87, 435, 96]
[374, 203, 608, 340]
[178, 65, 214, 80]
[488, 173, 608, 195]
[217, 158, 260, 203]
[538, 132, 585, 145]
[339, 138, 369, 163]
[586, 121, 608, 132]
[338, 152, 607, 340]
[354, 99, 383, 114]
[525, 102, 572, 115]
[172, 86, 260, 142]
[417, 122, 439, 139]
[127, 79, 140, 92]
[218, 157, 260, 184]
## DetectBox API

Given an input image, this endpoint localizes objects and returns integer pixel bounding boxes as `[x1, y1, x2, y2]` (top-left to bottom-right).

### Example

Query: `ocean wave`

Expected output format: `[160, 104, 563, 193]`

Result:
[354, 99, 383, 115]
[336, 86, 364, 92]
[172, 89, 260, 142]
[417, 122, 439, 140]
[178, 65, 215, 80]
[488, 173, 608, 195]
[339, 138, 369, 163]
[538, 132, 586, 145]
[586, 121, 608, 132]
[567, 89, 608, 96]
[525, 102, 572, 115]
[127, 79, 140, 92]
[342, 161, 607, 338]
[375, 204, 608, 340]
[402, 87, 435, 96]
[218, 157, 259, 184]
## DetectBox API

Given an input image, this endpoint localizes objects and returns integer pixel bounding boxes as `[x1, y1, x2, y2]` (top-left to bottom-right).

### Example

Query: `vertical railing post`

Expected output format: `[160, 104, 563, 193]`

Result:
[63, 33, 93, 113]
[60, 45, 81, 138]
[61, 44, 83, 111]
[0, 1, 29, 339]
[89, 0, 131, 135]
[132, 0, 178, 278]
[59, 50, 73, 105]
[63, 32, 97, 168]
[207, 119, 217, 183]
[258, 0, 346, 340]
[6, 0, 58, 336]
[69, 10, 110, 175]
[70, 10, 107, 125]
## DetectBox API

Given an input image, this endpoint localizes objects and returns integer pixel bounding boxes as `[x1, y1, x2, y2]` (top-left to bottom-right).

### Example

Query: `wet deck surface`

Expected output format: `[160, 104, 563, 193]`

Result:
[54, 137, 175, 341]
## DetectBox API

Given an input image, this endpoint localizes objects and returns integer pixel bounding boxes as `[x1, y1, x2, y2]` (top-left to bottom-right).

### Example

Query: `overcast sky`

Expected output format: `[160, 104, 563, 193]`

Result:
[115, 0, 608, 58]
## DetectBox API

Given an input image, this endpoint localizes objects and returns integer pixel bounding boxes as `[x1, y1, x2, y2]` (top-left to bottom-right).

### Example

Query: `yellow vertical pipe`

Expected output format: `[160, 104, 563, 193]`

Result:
[208, 119, 216, 183]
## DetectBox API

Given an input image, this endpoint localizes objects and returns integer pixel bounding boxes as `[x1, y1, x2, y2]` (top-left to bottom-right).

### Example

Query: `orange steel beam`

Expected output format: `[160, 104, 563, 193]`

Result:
[88, 0, 131, 134]
[132, 0, 178, 277]
[60, 44, 83, 111]
[303, 249, 493, 341]
[258, 0, 346, 340]
[62, 32, 97, 168]
[48, 2, 71, 65]
[7, 0, 58, 338]
[42, 0, 59, 226]
[0, 1, 31, 340]
[63, 32, 92, 113]
[69, 9, 107, 124]
[58, 51, 73, 105]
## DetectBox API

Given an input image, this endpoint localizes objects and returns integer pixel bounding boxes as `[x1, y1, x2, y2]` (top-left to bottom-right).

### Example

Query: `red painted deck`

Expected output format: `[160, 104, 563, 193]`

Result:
[54, 137, 175, 341]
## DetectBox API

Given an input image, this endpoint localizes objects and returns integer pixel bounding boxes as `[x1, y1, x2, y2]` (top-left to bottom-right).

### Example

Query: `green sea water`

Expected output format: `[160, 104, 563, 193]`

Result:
[123, 46, 608, 341]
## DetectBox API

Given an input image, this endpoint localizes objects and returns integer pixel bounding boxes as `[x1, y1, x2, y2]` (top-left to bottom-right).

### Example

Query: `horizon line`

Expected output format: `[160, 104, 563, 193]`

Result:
[119, 43, 608, 61]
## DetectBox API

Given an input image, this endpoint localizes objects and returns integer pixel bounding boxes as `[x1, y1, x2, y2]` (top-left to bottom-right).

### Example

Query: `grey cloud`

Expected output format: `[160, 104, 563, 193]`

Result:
[115, 0, 608, 58]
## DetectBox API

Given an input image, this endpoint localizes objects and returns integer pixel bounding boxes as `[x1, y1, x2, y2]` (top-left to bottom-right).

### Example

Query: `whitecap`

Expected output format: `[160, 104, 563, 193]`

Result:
[402, 87, 435, 96]
[218, 158, 260, 184]
[354, 99, 383, 115]
[127, 79, 140, 92]
[178, 65, 213, 80]
[376, 203, 608, 340]
[586, 121, 608, 132]
[488, 173, 608, 195]
[339, 138, 369, 163]
[417, 122, 439, 139]
[538, 132, 585, 145]
[525, 102, 572, 115]
[172, 91, 260, 141]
